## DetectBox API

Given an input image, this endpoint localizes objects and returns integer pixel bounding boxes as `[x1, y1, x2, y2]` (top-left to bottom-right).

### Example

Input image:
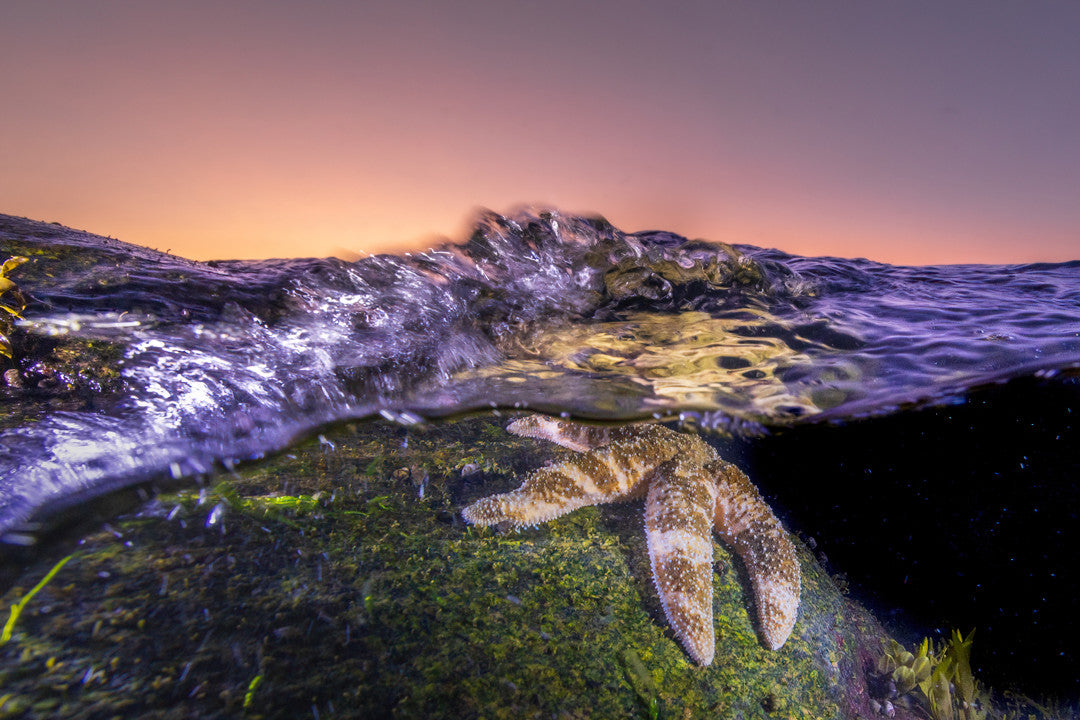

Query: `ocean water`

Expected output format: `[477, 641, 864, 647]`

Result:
[2, 210, 1079, 708]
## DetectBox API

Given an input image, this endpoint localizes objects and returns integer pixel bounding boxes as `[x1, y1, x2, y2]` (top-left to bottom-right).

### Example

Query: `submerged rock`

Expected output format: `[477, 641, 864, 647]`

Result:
[0, 416, 1060, 719]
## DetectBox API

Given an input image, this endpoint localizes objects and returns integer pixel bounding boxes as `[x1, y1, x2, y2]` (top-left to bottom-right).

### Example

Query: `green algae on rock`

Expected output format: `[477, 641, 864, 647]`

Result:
[0, 415, 1066, 719]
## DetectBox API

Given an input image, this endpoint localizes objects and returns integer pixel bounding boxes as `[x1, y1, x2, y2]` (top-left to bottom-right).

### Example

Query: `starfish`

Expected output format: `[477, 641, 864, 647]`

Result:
[461, 415, 800, 666]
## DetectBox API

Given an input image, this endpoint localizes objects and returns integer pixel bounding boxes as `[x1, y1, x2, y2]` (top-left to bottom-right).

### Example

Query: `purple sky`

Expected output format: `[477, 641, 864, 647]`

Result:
[2, 1, 1079, 263]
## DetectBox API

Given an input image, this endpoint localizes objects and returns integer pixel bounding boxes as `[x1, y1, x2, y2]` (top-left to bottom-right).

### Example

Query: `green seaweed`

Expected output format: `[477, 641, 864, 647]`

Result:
[1, 554, 73, 645]
[620, 648, 660, 720]
[876, 630, 994, 720]
[243, 674, 264, 710]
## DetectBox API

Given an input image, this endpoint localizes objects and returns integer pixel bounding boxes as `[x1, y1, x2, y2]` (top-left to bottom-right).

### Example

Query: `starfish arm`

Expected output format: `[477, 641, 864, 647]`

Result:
[708, 460, 801, 651]
[463, 439, 648, 527]
[645, 459, 719, 666]
[463, 423, 691, 528]
[507, 414, 614, 452]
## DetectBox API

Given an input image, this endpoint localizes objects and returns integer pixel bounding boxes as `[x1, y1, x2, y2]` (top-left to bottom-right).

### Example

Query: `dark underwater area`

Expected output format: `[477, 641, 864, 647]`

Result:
[2, 210, 1080, 716]
[738, 373, 1080, 699]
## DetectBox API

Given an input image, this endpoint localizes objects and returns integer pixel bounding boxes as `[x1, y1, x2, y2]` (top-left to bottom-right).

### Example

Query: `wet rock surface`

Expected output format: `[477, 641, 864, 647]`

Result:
[0, 417, 1063, 719]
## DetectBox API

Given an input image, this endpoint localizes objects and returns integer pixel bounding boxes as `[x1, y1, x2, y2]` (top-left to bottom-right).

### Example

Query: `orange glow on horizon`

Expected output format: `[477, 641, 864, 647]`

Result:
[11, 200, 1079, 268]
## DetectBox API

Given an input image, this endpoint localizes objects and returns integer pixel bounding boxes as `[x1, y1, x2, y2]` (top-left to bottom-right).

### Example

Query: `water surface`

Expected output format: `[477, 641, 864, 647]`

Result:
[3, 210, 1078, 536]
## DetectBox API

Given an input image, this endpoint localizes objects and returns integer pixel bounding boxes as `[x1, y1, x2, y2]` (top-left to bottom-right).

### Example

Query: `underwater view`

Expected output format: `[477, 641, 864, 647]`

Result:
[1, 209, 1079, 719]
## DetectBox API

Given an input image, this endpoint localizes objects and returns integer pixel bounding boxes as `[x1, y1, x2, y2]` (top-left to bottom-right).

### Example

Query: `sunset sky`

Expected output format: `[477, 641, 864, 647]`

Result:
[3, 2, 1079, 264]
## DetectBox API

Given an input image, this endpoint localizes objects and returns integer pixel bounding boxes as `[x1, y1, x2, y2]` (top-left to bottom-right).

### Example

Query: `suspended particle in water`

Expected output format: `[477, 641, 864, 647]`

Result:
[205, 503, 225, 528]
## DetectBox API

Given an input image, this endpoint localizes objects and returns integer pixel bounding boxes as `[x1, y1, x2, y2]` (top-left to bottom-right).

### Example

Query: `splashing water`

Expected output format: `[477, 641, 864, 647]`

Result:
[2, 209, 1079, 536]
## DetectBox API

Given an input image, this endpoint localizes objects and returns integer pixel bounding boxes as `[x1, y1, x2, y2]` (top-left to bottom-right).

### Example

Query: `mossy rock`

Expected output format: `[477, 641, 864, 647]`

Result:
[0, 416, 1043, 719]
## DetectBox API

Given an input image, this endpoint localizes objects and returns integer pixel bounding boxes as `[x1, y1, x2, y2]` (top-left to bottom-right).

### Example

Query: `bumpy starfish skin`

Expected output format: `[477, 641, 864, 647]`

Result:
[461, 415, 800, 666]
